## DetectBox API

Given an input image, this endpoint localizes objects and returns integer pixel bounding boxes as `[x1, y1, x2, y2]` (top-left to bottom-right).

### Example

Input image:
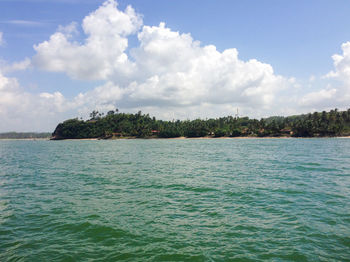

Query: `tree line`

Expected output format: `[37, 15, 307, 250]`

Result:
[51, 108, 350, 139]
[0, 132, 52, 139]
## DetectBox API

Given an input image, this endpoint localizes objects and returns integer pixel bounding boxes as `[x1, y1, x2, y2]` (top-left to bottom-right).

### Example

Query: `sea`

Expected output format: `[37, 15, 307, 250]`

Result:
[0, 138, 349, 261]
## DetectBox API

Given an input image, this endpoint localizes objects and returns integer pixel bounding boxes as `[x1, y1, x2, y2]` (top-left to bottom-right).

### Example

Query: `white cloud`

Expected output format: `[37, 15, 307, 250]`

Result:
[33, 0, 142, 81]
[32, 1, 294, 119]
[128, 23, 290, 109]
[57, 22, 79, 37]
[300, 88, 337, 107]
[300, 42, 350, 109]
[0, 32, 3, 46]
[326, 42, 350, 85]
[0, 69, 121, 131]
[2, 0, 349, 132]
[2, 20, 45, 27]
[1, 58, 31, 73]
[0, 71, 72, 131]
[73, 81, 124, 114]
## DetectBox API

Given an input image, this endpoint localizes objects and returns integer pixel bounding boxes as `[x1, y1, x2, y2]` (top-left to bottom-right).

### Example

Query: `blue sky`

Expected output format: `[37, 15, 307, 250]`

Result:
[0, 0, 349, 131]
[2, 0, 350, 76]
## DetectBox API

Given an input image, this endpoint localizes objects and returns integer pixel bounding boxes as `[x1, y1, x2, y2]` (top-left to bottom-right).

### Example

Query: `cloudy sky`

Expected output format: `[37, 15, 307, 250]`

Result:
[0, 0, 349, 132]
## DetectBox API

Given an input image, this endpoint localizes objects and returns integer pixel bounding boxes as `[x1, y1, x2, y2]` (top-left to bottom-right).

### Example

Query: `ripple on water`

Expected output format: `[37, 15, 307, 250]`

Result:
[0, 138, 349, 261]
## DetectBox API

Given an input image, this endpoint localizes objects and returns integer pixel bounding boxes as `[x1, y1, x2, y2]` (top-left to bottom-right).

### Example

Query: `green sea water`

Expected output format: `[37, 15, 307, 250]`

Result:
[0, 138, 349, 261]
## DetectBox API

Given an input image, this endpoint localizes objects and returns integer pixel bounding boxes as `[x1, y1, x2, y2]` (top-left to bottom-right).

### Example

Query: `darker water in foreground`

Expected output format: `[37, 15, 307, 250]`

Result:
[0, 138, 349, 261]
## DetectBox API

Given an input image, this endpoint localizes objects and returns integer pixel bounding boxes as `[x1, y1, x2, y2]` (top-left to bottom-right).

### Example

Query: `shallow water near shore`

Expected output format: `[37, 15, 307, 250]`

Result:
[0, 138, 350, 261]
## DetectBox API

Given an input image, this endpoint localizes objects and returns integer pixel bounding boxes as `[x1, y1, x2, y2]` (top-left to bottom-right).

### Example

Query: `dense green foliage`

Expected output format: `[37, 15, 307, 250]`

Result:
[0, 132, 51, 139]
[52, 108, 350, 139]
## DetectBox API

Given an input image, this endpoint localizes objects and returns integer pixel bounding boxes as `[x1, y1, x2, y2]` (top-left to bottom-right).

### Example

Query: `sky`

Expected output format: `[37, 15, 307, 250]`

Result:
[0, 0, 350, 132]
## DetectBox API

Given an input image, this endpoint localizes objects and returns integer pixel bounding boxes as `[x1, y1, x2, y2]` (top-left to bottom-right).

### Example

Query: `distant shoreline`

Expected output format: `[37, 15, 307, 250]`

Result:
[0, 138, 50, 141]
[1, 136, 349, 141]
[49, 136, 350, 141]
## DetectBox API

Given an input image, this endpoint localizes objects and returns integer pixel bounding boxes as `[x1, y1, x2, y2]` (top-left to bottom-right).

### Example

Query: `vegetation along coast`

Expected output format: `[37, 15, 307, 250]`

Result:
[51, 108, 350, 140]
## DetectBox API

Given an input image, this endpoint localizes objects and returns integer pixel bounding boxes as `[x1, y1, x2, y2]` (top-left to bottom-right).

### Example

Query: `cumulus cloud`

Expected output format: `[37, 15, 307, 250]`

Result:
[72, 81, 125, 115]
[33, 0, 142, 81]
[300, 42, 350, 109]
[125, 22, 293, 112]
[326, 42, 350, 85]
[2, 0, 349, 132]
[32, 0, 295, 119]
[0, 71, 72, 131]
[300, 88, 337, 107]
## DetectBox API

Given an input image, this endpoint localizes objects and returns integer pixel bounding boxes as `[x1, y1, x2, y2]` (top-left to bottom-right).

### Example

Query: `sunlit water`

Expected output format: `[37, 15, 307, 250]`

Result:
[0, 138, 349, 261]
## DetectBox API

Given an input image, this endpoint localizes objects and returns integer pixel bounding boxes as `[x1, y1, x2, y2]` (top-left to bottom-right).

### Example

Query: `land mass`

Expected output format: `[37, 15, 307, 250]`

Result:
[51, 108, 350, 140]
[0, 132, 51, 139]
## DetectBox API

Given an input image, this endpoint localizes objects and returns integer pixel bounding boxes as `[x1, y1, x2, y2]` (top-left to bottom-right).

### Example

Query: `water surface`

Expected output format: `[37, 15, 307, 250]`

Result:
[0, 138, 349, 261]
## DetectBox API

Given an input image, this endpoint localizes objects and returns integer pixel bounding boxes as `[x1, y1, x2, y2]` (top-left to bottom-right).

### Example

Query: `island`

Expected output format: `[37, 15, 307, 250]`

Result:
[50, 108, 350, 140]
